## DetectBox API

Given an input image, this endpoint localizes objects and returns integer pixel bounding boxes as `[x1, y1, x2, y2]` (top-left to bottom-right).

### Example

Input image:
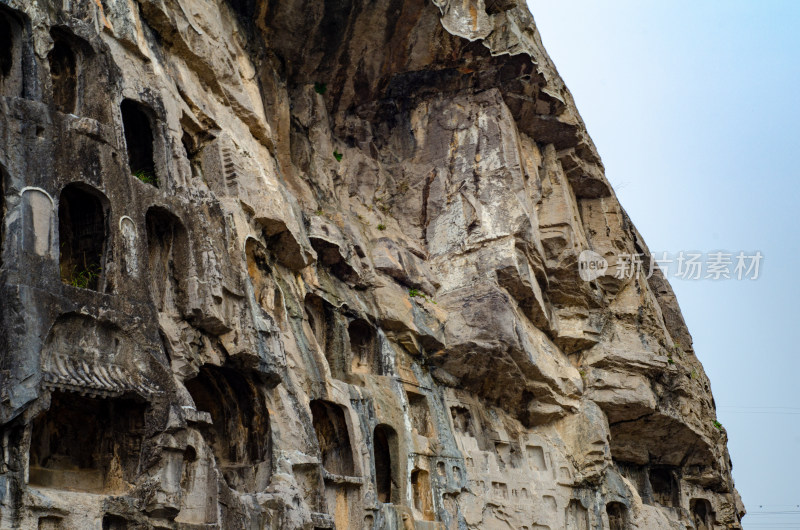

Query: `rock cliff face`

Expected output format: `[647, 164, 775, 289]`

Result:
[0, 0, 744, 528]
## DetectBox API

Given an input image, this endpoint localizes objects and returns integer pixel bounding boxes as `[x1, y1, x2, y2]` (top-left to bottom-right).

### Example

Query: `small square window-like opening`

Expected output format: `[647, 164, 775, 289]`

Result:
[121, 99, 158, 187]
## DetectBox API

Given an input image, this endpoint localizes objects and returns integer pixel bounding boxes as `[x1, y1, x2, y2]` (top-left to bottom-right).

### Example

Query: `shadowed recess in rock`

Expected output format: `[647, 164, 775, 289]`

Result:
[121, 99, 157, 185]
[184, 365, 272, 492]
[373, 423, 399, 504]
[29, 392, 145, 493]
[58, 183, 107, 291]
[146, 206, 190, 314]
[48, 37, 77, 114]
[310, 399, 355, 476]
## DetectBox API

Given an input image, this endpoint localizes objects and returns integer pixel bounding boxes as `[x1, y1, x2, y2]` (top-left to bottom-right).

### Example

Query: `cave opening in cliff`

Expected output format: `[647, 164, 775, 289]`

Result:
[58, 184, 107, 291]
[146, 207, 189, 314]
[649, 467, 679, 507]
[28, 392, 145, 493]
[606, 502, 627, 530]
[348, 318, 380, 375]
[691, 498, 713, 530]
[246, 238, 284, 323]
[407, 391, 432, 436]
[48, 37, 77, 114]
[0, 7, 23, 99]
[373, 423, 398, 503]
[310, 399, 355, 476]
[121, 99, 157, 186]
[0, 15, 12, 78]
[411, 468, 434, 520]
[185, 365, 272, 492]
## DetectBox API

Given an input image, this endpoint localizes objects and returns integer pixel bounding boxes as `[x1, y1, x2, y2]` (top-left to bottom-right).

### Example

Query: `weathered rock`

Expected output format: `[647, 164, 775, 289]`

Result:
[0, 0, 742, 528]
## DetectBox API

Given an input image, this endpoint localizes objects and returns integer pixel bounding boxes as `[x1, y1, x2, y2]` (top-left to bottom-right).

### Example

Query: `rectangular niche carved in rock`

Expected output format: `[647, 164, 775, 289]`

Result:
[185, 365, 272, 493]
[48, 35, 77, 114]
[146, 207, 190, 314]
[526, 445, 546, 471]
[310, 400, 355, 477]
[649, 467, 679, 507]
[121, 99, 158, 187]
[29, 392, 145, 493]
[406, 391, 432, 437]
[0, 7, 23, 98]
[411, 468, 434, 521]
[450, 406, 475, 437]
[373, 424, 398, 504]
[348, 318, 380, 376]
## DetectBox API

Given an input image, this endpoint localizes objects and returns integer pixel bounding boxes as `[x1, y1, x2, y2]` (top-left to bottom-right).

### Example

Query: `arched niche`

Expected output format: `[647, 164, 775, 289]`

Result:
[411, 468, 434, 520]
[20, 187, 55, 260]
[184, 365, 272, 493]
[690, 498, 714, 530]
[121, 99, 158, 186]
[58, 183, 108, 291]
[310, 399, 355, 477]
[119, 216, 138, 277]
[373, 423, 400, 504]
[145, 207, 190, 315]
[606, 501, 628, 530]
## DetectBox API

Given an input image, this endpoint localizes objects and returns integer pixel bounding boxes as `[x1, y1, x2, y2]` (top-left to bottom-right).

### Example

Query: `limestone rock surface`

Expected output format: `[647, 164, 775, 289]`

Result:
[0, 0, 743, 528]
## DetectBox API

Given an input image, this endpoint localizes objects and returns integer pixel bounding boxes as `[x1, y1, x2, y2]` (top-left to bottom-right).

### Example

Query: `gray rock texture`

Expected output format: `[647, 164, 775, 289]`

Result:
[0, 0, 744, 528]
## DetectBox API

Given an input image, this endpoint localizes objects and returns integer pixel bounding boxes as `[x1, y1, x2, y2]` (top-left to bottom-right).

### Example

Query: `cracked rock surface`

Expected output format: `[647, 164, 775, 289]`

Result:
[0, 0, 743, 528]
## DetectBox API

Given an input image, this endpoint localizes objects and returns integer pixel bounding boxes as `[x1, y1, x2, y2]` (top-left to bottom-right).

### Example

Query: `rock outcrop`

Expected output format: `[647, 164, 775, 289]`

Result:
[0, 0, 744, 528]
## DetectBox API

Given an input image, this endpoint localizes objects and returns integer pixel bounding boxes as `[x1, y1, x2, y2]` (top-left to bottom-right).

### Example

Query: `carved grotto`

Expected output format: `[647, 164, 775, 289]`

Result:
[0, 0, 744, 528]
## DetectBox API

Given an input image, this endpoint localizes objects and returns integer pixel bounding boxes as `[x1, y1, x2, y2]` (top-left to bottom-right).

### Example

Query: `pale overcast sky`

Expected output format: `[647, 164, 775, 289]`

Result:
[526, 1, 800, 528]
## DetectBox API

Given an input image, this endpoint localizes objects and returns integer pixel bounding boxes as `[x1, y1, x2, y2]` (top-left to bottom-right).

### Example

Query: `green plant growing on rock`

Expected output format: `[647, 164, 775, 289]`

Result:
[333, 150, 343, 162]
[314, 82, 327, 94]
[409, 288, 436, 305]
[713, 420, 723, 431]
[61, 262, 101, 289]
[133, 168, 158, 186]
[377, 223, 386, 231]
[667, 356, 675, 365]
